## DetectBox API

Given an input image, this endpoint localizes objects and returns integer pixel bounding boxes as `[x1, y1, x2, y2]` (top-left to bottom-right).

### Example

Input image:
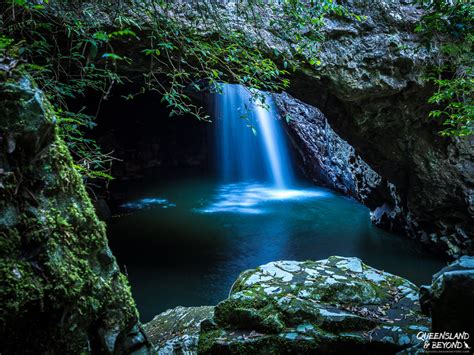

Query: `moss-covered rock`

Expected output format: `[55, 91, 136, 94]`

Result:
[198, 256, 429, 354]
[0, 72, 151, 354]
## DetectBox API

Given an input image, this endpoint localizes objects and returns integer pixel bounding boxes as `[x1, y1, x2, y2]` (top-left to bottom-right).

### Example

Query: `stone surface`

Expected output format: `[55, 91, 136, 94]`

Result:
[129, 0, 473, 256]
[0, 72, 151, 354]
[420, 256, 474, 336]
[282, 0, 474, 256]
[198, 256, 429, 354]
[144, 306, 214, 354]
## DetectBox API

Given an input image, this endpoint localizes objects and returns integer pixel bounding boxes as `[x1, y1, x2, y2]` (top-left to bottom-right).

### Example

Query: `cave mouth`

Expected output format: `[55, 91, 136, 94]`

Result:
[81, 85, 446, 322]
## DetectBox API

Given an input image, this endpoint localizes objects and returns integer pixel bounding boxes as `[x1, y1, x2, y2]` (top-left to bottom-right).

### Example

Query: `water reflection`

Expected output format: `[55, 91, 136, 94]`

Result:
[198, 182, 330, 214]
[108, 178, 447, 322]
[120, 198, 176, 210]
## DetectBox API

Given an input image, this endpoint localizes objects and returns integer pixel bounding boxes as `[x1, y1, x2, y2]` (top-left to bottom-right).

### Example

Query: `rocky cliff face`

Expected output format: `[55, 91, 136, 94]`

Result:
[279, 0, 473, 256]
[273, 92, 398, 215]
[128, 0, 472, 256]
[44, 0, 473, 256]
[0, 70, 151, 354]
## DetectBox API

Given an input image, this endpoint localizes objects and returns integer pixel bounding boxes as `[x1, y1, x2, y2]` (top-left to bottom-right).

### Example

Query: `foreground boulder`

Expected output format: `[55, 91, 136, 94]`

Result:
[198, 257, 429, 353]
[192, 256, 428, 354]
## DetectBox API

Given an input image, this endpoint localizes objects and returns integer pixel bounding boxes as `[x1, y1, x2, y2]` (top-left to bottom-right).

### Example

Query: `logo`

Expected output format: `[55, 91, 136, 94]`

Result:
[417, 332, 471, 353]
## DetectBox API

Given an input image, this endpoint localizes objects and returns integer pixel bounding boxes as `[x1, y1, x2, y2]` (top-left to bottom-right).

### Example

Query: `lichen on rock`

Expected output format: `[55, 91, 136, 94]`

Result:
[198, 256, 429, 354]
[144, 306, 214, 354]
[0, 72, 151, 354]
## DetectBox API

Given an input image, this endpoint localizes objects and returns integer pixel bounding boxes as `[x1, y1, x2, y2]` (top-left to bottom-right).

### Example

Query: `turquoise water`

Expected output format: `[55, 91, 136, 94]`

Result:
[108, 177, 447, 322]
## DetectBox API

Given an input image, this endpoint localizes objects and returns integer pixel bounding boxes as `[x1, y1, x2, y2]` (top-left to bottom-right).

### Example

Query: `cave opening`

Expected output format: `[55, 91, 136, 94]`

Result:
[87, 87, 213, 189]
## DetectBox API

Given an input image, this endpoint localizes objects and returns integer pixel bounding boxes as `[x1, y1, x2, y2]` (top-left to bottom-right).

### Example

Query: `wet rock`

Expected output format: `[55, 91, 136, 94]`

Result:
[273, 92, 399, 213]
[114, 323, 153, 354]
[144, 306, 214, 354]
[198, 257, 429, 354]
[94, 198, 112, 222]
[419, 256, 474, 336]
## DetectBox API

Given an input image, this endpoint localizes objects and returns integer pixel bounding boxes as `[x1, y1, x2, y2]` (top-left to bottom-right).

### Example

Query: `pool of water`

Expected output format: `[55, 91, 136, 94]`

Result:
[107, 177, 447, 322]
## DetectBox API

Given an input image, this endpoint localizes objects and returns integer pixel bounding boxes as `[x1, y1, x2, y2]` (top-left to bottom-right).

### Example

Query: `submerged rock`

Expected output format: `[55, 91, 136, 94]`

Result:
[198, 256, 429, 354]
[144, 306, 214, 354]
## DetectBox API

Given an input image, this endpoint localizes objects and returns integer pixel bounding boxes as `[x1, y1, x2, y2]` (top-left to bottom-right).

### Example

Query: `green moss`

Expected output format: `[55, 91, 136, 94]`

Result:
[0, 74, 140, 353]
[199, 258, 428, 353]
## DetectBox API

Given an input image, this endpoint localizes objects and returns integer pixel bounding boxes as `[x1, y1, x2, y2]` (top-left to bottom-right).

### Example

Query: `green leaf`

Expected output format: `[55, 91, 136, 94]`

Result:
[93, 31, 109, 42]
[102, 53, 124, 60]
[108, 29, 137, 39]
[143, 48, 161, 56]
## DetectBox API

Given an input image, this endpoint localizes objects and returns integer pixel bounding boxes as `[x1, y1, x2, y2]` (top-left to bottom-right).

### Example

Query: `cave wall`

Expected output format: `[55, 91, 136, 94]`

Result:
[280, 0, 474, 257]
[0, 70, 151, 354]
[109, 0, 473, 256]
[42, 0, 472, 259]
[273, 92, 396, 215]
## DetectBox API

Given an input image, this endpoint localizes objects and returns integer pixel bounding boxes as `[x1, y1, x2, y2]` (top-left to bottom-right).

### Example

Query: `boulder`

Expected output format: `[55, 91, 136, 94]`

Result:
[198, 256, 429, 354]
[420, 256, 474, 336]
[144, 306, 214, 354]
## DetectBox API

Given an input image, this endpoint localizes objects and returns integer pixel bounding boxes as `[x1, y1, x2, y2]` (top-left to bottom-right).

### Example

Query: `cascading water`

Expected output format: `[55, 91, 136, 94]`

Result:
[201, 83, 325, 214]
[215, 84, 293, 189]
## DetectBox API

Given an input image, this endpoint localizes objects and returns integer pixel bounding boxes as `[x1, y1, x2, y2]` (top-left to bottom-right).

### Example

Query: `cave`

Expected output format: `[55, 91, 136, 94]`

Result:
[78, 84, 448, 324]
[1, 1, 472, 354]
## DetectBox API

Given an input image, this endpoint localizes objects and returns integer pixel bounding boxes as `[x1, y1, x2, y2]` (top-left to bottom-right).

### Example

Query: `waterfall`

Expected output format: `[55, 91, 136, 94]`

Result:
[215, 84, 293, 189]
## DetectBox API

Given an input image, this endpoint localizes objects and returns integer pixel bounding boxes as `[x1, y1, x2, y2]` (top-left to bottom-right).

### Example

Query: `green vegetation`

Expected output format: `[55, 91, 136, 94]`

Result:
[2, 0, 469, 181]
[415, 0, 473, 137]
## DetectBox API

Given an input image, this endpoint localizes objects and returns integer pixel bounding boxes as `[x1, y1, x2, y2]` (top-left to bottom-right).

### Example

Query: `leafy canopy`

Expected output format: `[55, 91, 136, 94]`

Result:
[1, 0, 346, 180]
